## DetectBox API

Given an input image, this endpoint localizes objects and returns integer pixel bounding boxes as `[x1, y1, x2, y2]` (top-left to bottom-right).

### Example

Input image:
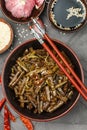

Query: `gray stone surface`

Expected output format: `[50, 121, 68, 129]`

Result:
[0, 2, 87, 130]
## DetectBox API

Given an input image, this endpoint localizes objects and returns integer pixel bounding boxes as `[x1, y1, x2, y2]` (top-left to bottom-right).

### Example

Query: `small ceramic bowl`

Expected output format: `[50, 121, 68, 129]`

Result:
[47, 0, 87, 32]
[0, 18, 13, 54]
[0, 0, 45, 23]
[2, 39, 84, 121]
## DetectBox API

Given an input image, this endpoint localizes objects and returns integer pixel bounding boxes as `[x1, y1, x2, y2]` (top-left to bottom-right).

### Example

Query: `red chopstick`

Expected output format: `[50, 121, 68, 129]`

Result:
[29, 18, 87, 100]
[42, 35, 87, 101]
[44, 34, 87, 92]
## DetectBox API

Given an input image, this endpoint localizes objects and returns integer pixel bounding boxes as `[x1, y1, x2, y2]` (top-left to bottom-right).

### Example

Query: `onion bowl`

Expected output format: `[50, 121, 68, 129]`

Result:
[2, 39, 84, 121]
[0, 0, 45, 23]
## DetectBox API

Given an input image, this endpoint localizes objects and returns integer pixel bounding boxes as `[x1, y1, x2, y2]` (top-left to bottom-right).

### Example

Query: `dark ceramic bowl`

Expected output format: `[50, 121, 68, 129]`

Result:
[47, 0, 87, 32]
[0, 0, 45, 23]
[2, 39, 84, 121]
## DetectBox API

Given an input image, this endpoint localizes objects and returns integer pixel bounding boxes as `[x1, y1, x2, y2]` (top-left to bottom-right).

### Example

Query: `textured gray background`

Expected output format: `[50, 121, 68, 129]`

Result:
[0, 2, 87, 130]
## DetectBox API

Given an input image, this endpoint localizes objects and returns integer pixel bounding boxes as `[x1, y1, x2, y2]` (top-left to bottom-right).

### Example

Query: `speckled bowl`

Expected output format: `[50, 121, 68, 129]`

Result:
[2, 39, 84, 121]
[0, 18, 13, 54]
[0, 0, 45, 23]
[47, 0, 87, 32]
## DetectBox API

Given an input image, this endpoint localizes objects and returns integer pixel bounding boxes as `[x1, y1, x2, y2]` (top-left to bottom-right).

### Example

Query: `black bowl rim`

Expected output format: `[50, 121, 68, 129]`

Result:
[2, 38, 84, 122]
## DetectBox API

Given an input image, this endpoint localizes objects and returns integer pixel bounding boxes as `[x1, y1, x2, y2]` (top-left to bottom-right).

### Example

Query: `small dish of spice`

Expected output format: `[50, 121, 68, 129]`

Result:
[48, 0, 87, 32]
[0, 18, 13, 54]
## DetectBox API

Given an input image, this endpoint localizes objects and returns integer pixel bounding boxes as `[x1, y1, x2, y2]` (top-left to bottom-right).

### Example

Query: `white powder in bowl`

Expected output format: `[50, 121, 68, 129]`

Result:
[0, 20, 13, 53]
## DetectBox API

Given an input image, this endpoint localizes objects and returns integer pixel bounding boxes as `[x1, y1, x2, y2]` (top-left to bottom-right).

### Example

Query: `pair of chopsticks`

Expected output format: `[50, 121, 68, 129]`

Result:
[29, 18, 87, 101]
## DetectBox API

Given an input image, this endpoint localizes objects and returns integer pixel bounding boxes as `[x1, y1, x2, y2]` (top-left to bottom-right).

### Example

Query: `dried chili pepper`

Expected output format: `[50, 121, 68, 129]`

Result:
[8, 110, 16, 122]
[20, 116, 33, 130]
[4, 105, 10, 130]
[0, 98, 6, 110]
[6, 105, 16, 122]
[0, 75, 1, 84]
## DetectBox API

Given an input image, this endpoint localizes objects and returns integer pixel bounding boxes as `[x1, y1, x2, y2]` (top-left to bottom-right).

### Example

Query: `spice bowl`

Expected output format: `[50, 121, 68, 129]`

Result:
[2, 39, 84, 121]
[47, 0, 87, 32]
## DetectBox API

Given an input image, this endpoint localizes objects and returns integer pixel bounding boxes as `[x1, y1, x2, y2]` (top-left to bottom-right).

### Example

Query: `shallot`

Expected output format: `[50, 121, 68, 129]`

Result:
[5, 0, 44, 18]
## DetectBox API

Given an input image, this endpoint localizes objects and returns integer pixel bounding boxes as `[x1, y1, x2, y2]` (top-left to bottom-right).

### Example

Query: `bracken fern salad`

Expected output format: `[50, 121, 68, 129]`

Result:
[9, 47, 74, 114]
